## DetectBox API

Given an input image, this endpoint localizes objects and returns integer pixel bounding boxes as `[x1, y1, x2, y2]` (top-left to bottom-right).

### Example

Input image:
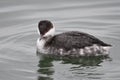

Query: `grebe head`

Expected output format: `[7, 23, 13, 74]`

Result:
[38, 20, 55, 38]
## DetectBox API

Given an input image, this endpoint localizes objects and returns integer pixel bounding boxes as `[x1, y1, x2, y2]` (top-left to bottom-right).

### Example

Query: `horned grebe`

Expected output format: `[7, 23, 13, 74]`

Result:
[37, 20, 111, 56]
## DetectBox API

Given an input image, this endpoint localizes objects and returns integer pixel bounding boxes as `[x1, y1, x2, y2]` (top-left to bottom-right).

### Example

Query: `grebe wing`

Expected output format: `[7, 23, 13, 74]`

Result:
[45, 31, 111, 51]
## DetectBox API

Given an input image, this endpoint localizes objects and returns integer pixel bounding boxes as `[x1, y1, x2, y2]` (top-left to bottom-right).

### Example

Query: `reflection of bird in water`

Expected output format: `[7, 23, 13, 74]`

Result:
[37, 53, 111, 80]
[37, 20, 111, 56]
[37, 54, 54, 80]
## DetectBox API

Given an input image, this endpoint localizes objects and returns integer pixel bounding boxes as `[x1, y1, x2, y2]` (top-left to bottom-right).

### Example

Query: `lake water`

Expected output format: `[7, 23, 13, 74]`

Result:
[0, 0, 120, 80]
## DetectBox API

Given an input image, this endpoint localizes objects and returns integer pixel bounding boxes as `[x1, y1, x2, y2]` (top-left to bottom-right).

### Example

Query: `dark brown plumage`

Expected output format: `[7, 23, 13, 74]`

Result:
[45, 31, 111, 51]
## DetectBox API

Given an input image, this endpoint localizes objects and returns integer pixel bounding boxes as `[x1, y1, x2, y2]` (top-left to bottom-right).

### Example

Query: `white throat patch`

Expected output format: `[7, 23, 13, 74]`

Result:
[37, 26, 55, 38]
[43, 27, 55, 37]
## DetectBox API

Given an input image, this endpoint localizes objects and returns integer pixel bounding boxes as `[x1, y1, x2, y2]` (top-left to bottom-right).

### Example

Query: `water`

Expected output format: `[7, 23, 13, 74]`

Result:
[0, 0, 120, 80]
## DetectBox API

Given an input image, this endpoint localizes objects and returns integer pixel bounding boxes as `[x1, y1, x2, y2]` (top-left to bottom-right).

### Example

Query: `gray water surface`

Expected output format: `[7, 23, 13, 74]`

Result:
[0, 0, 120, 80]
